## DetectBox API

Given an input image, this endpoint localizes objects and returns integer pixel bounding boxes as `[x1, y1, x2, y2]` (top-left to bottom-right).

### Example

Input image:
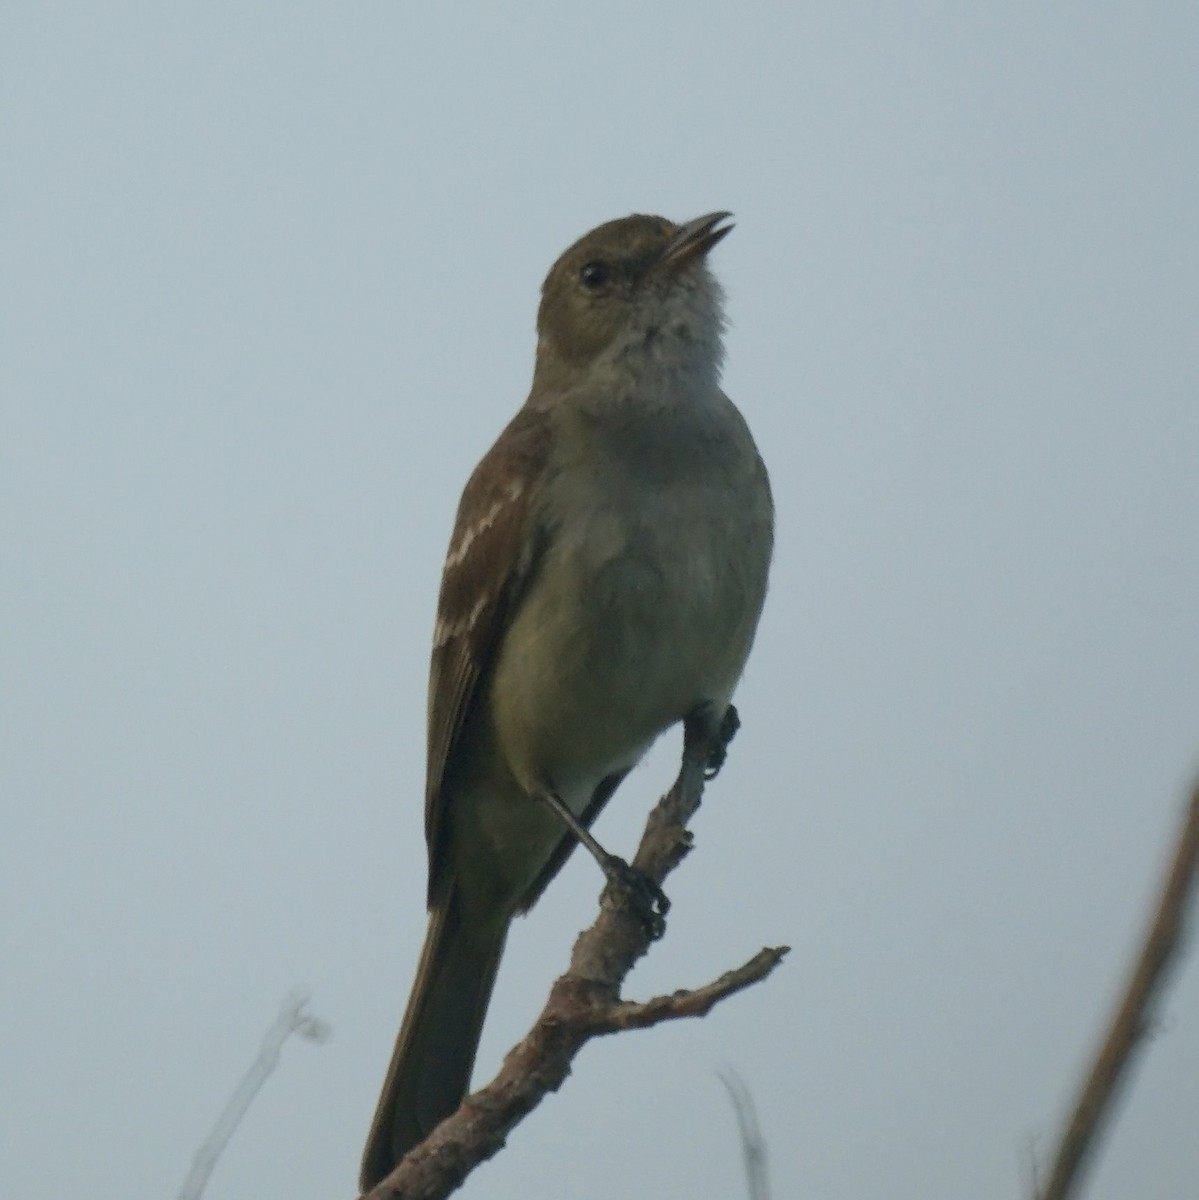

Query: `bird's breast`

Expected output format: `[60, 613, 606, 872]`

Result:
[488, 420, 770, 808]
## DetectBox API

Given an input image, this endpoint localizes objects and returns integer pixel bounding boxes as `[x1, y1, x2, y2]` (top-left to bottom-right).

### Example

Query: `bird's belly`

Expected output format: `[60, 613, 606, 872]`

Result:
[488, 515, 754, 808]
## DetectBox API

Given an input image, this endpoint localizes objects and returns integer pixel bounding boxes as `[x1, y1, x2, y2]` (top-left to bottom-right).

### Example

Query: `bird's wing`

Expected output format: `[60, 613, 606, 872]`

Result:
[423, 404, 549, 905]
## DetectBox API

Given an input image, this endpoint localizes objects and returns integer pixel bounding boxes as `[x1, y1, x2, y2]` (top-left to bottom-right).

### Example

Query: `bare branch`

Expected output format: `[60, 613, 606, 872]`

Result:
[1038, 780, 1199, 1200]
[361, 711, 788, 1200]
[597, 949, 787, 1033]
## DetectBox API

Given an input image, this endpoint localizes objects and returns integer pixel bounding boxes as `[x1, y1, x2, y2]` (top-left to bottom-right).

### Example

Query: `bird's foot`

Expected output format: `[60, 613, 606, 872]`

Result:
[600, 852, 670, 940]
[685, 702, 741, 779]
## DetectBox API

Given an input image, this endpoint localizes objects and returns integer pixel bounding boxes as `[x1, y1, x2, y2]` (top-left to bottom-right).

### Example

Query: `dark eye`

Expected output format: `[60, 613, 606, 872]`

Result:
[579, 260, 610, 290]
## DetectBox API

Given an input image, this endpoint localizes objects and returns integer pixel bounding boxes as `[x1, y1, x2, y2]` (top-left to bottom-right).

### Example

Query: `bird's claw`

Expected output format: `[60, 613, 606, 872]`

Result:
[689, 703, 740, 779]
[601, 853, 670, 939]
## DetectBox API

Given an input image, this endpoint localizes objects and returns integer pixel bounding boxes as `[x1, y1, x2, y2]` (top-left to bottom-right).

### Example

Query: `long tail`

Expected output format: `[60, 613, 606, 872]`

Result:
[359, 890, 508, 1191]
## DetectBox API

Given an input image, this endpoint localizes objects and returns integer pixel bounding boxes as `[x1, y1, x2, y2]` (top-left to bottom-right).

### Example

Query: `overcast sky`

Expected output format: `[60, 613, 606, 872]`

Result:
[3, 5, 1198, 1199]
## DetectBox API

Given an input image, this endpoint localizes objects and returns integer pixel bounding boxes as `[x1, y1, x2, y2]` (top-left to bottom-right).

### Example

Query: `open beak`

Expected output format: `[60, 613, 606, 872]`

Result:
[661, 211, 734, 269]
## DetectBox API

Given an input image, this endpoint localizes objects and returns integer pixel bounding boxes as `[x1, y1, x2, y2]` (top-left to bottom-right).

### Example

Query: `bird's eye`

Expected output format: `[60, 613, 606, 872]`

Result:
[579, 260, 610, 290]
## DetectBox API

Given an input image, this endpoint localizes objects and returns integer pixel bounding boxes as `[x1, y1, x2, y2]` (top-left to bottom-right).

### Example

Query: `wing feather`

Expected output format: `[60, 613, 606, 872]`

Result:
[423, 407, 549, 903]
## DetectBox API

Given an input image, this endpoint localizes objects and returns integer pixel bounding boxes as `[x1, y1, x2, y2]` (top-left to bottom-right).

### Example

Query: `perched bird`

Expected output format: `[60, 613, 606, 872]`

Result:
[360, 212, 773, 1190]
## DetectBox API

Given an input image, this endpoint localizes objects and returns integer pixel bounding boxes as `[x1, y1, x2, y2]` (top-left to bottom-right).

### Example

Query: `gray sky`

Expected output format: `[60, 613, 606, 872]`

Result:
[3, 5, 1197, 1198]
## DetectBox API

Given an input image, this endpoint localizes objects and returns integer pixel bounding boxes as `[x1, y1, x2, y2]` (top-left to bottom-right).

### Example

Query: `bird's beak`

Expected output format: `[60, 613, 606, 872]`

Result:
[661, 211, 734, 269]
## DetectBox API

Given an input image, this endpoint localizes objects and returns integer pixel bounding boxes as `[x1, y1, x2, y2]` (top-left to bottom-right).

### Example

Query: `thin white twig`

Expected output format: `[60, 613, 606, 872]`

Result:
[177, 986, 330, 1200]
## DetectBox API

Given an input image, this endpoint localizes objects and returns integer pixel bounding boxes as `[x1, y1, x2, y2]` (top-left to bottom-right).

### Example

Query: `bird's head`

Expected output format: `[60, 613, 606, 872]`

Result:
[533, 212, 732, 392]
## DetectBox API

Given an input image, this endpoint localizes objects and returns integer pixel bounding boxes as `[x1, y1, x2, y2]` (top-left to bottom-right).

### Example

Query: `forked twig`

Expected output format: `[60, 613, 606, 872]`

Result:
[179, 988, 330, 1200]
[362, 712, 788, 1200]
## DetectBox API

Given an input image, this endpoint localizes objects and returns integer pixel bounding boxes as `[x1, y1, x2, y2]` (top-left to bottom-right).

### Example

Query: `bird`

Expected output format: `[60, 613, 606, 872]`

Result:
[360, 211, 773, 1190]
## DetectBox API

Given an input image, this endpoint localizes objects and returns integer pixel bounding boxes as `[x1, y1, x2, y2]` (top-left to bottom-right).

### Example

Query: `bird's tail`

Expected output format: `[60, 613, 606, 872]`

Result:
[359, 890, 508, 1191]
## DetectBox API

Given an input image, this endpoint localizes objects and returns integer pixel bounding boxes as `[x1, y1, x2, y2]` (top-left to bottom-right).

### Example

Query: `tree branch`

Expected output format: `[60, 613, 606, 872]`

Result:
[1038, 779, 1199, 1200]
[361, 710, 789, 1200]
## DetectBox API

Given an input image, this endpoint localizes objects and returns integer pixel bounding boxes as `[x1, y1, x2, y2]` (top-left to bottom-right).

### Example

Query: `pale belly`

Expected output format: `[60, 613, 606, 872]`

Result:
[488, 498, 764, 814]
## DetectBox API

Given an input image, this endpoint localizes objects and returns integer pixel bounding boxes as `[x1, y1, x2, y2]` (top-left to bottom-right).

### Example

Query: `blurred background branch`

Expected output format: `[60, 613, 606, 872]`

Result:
[177, 987, 330, 1200]
[1038, 780, 1199, 1200]
[718, 1067, 771, 1200]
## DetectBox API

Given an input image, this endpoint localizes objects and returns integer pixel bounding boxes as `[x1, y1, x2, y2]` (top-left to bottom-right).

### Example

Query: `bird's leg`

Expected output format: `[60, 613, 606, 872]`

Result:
[685, 702, 740, 779]
[534, 785, 670, 939]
